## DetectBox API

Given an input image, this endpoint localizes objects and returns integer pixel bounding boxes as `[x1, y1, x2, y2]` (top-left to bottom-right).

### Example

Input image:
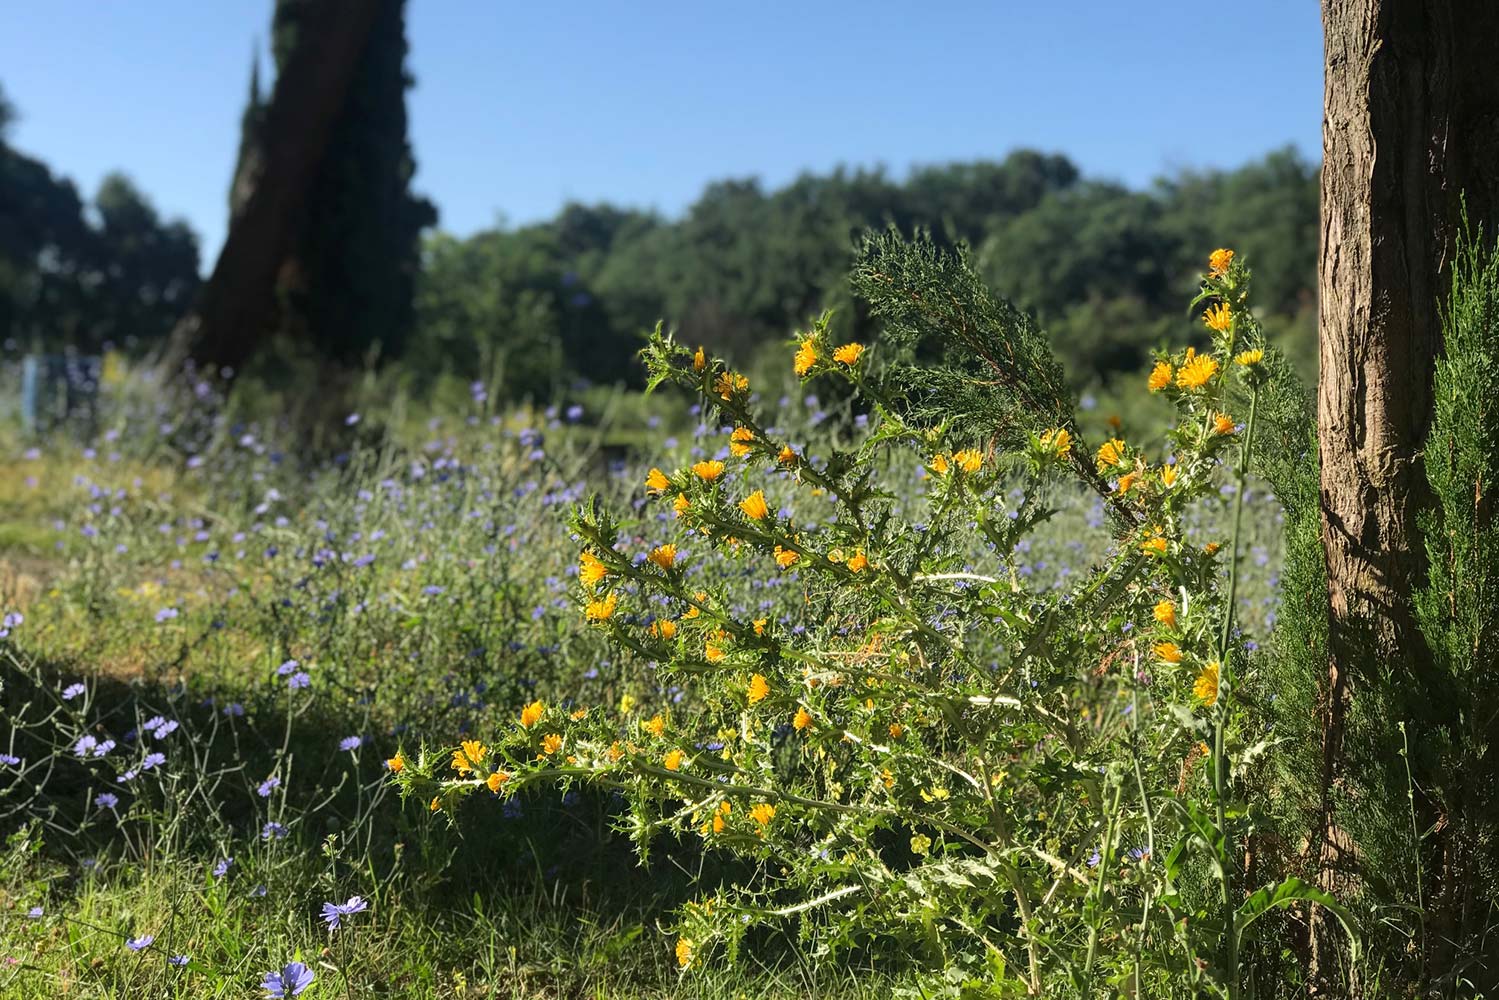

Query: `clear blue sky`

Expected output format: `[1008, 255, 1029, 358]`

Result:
[1, 1, 1322, 268]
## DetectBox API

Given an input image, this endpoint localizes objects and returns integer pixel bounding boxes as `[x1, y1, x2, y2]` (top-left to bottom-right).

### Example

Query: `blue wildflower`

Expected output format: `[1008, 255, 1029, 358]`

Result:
[320, 895, 369, 929]
[261, 961, 315, 997]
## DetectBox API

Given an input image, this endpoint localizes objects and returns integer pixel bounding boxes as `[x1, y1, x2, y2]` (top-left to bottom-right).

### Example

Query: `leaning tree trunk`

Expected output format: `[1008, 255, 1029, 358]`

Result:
[162, 0, 381, 373]
[1313, 0, 1499, 991]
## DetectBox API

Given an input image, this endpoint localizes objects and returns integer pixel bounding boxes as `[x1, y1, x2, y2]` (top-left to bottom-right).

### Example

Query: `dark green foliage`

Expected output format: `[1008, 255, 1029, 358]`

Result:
[263, 0, 437, 362]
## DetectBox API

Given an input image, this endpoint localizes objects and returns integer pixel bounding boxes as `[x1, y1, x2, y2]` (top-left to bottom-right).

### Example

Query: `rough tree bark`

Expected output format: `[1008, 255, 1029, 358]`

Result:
[162, 0, 381, 373]
[1314, 0, 1499, 991]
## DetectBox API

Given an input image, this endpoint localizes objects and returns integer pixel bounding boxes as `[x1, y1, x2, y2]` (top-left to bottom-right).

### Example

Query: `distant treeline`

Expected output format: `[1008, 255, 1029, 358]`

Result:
[413, 147, 1318, 395]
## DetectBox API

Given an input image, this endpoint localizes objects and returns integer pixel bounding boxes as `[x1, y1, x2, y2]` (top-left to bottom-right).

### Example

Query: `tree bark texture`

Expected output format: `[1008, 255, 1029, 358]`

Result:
[1315, 0, 1499, 991]
[164, 0, 381, 372]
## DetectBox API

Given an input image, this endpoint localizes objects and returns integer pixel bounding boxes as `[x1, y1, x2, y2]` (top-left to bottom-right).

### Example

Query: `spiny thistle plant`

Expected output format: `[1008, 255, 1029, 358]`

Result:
[395, 242, 1357, 997]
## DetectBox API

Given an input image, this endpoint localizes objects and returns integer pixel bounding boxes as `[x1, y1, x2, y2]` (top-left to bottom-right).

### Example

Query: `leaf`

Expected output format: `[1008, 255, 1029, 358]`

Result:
[1234, 876, 1361, 962]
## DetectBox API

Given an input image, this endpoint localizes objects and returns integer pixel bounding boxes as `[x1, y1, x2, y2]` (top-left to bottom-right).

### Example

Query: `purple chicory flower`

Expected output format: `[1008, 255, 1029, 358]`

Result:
[262, 822, 287, 840]
[126, 934, 154, 951]
[213, 857, 233, 878]
[141, 752, 166, 770]
[320, 895, 369, 929]
[257, 776, 280, 797]
[338, 735, 362, 751]
[261, 961, 315, 997]
[62, 682, 86, 700]
[96, 792, 119, 809]
[155, 607, 179, 623]
[287, 672, 310, 690]
[169, 954, 190, 967]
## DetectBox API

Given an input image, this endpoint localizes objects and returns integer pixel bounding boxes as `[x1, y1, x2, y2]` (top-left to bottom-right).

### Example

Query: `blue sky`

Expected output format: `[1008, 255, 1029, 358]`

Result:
[1, 1, 1322, 266]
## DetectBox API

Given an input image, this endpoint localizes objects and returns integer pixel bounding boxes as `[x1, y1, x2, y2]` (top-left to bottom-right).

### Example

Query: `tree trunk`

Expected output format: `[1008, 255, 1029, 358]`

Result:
[1314, 0, 1499, 991]
[162, 0, 381, 373]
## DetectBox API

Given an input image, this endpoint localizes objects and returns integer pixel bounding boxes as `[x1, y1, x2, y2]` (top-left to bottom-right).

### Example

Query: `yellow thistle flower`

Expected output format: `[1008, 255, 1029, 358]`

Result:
[692, 460, 725, 481]
[520, 701, 545, 728]
[747, 673, 771, 703]
[953, 448, 982, 473]
[1235, 348, 1264, 367]
[1096, 438, 1126, 470]
[777, 445, 797, 465]
[676, 938, 694, 968]
[1116, 471, 1140, 495]
[929, 453, 950, 476]
[753, 617, 767, 635]
[1148, 360, 1173, 392]
[571, 708, 589, 720]
[540, 733, 563, 755]
[673, 493, 691, 518]
[430, 796, 441, 812]
[585, 592, 619, 621]
[461, 740, 487, 766]
[1176, 348, 1219, 390]
[1208, 248, 1234, 276]
[664, 748, 685, 771]
[386, 753, 406, 773]
[729, 427, 754, 456]
[1039, 427, 1071, 458]
[833, 342, 865, 365]
[889, 722, 905, 740]
[704, 639, 726, 662]
[793, 707, 813, 731]
[750, 803, 776, 826]
[1153, 600, 1177, 629]
[486, 771, 509, 792]
[651, 618, 678, 640]
[794, 338, 818, 376]
[1204, 541, 1222, 555]
[1153, 642, 1183, 664]
[578, 550, 608, 587]
[1202, 302, 1232, 334]
[773, 545, 799, 568]
[693, 346, 706, 372]
[738, 490, 769, 520]
[1212, 413, 1236, 436]
[1141, 535, 1169, 556]
[712, 812, 726, 834]
[1194, 661, 1221, 706]
[608, 741, 625, 762]
[1161, 463, 1179, 487]
[715, 371, 748, 399]
[648, 544, 677, 570]
[450, 749, 474, 774]
[644, 714, 666, 737]
[646, 467, 670, 493]
[846, 550, 869, 573]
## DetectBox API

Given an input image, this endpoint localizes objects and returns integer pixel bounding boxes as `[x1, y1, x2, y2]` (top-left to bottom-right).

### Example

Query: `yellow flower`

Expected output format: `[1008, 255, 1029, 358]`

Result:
[833, 342, 865, 365]
[644, 714, 666, 737]
[651, 618, 678, 640]
[1160, 463, 1179, 487]
[1208, 248, 1234, 276]
[1202, 302, 1232, 334]
[461, 740, 487, 766]
[930, 453, 950, 476]
[1148, 360, 1173, 392]
[648, 544, 677, 570]
[578, 550, 608, 587]
[712, 812, 726, 834]
[540, 733, 563, 755]
[738, 490, 769, 520]
[1235, 348, 1263, 367]
[693, 346, 706, 372]
[676, 938, 694, 968]
[715, 371, 748, 399]
[753, 617, 767, 635]
[1096, 438, 1126, 470]
[619, 693, 636, 714]
[520, 701, 545, 728]
[450, 749, 473, 774]
[750, 803, 776, 826]
[386, 753, 406, 773]
[888, 722, 905, 739]
[570, 708, 589, 720]
[1212, 413, 1236, 436]
[646, 467, 670, 493]
[486, 771, 509, 792]
[608, 741, 625, 761]
[430, 796, 441, 812]
[585, 592, 619, 621]
[794, 338, 818, 376]
[729, 427, 754, 456]
[1204, 541, 1222, 555]
[773, 545, 799, 568]
[793, 707, 813, 731]
[1153, 642, 1183, 664]
[1039, 427, 1071, 458]
[1153, 600, 1176, 629]
[777, 445, 797, 465]
[910, 834, 932, 855]
[1176, 348, 1219, 390]
[747, 673, 771, 703]
[692, 460, 725, 481]
[846, 550, 869, 573]
[705, 639, 726, 662]
[664, 748, 685, 771]
[1194, 661, 1221, 706]
[1141, 535, 1168, 556]
[673, 493, 691, 518]
[1116, 471, 1140, 495]
[953, 448, 982, 473]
